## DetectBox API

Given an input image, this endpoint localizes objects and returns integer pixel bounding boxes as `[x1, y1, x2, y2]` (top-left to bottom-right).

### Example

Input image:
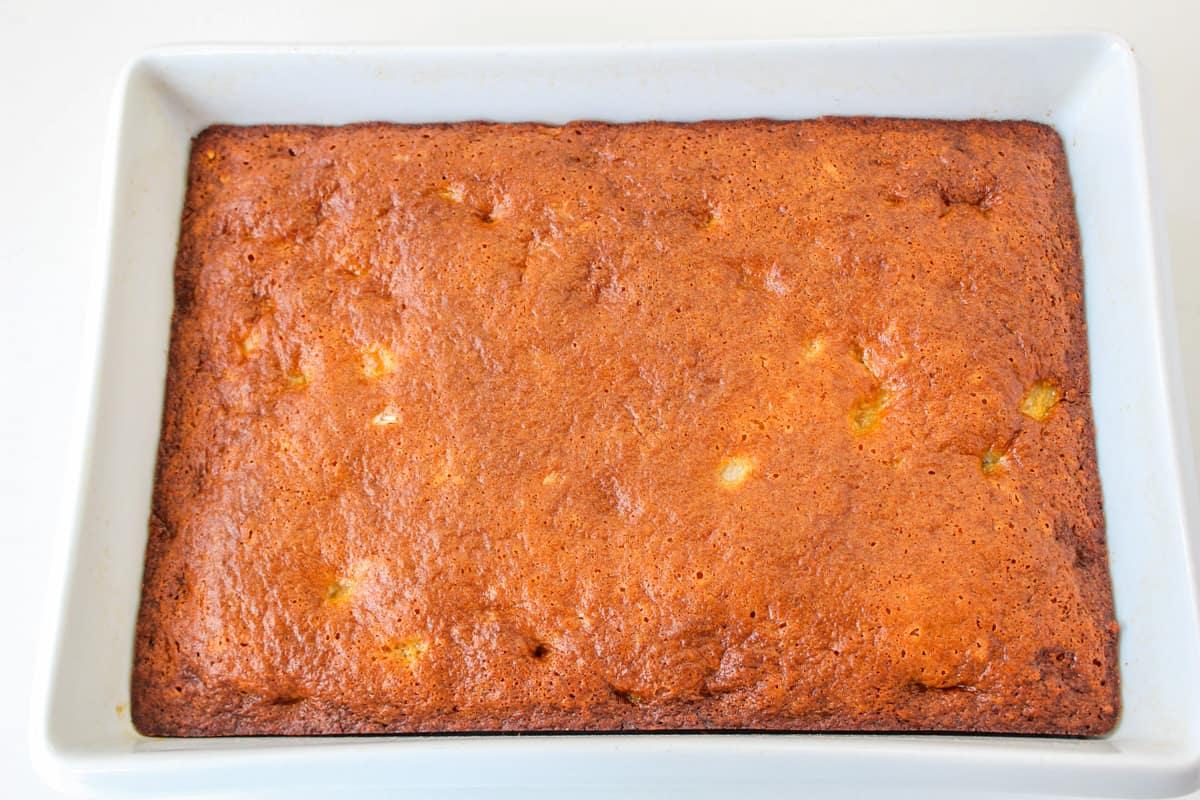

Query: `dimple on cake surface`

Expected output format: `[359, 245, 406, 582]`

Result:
[132, 118, 1119, 736]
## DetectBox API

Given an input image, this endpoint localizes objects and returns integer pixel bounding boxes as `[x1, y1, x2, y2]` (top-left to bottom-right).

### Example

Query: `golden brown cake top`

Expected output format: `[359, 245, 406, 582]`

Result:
[133, 118, 1118, 736]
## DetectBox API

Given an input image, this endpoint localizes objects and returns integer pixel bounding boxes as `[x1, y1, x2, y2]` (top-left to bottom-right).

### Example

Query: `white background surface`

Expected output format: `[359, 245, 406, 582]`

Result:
[3, 1, 1197, 797]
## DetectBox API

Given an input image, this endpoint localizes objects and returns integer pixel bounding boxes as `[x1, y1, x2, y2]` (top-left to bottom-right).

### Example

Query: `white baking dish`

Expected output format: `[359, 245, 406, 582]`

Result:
[31, 36, 1200, 798]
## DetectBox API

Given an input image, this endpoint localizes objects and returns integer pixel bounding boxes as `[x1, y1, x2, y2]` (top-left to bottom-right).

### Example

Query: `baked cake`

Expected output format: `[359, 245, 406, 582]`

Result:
[132, 118, 1119, 736]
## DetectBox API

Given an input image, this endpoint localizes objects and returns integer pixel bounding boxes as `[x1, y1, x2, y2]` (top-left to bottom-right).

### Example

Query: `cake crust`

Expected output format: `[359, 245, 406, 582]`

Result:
[132, 118, 1119, 736]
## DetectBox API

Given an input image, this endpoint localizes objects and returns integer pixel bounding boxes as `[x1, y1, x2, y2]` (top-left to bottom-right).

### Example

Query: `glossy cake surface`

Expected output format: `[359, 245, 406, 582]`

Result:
[132, 119, 1119, 736]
